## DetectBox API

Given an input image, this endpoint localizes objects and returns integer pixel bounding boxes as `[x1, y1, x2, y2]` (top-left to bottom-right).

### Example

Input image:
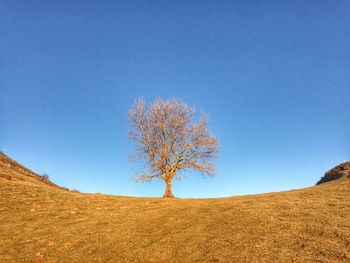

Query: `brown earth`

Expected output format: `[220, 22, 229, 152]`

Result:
[0, 155, 349, 262]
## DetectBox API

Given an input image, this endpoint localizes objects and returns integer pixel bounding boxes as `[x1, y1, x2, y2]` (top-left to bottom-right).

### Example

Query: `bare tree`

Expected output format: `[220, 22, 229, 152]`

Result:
[128, 98, 219, 198]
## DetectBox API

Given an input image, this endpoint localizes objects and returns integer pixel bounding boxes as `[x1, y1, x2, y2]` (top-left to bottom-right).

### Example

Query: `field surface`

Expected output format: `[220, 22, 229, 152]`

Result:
[1, 178, 349, 263]
[0, 153, 349, 262]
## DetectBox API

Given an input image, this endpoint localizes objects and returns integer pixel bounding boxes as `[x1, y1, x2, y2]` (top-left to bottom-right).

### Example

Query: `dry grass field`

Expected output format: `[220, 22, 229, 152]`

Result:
[1, 154, 349, 262]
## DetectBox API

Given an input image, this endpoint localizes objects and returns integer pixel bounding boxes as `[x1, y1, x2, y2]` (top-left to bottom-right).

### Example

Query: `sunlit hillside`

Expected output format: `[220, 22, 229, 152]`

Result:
[0, 154, 349, 262]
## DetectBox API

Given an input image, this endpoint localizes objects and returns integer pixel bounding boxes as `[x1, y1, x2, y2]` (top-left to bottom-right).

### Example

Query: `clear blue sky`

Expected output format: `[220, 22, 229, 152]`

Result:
[1, 1, 349, 197]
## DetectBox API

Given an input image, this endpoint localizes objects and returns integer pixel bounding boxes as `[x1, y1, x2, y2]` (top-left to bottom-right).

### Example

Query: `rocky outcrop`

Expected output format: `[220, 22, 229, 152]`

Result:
[316, 161, 350, 185]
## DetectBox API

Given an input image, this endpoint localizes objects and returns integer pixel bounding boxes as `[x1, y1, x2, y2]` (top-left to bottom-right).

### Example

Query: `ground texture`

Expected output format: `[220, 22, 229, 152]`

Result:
[0, 154, 349, 262]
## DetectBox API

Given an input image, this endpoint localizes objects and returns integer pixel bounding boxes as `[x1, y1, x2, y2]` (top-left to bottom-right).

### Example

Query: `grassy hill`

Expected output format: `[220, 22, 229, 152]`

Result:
[0, 156, 349, 262]
[0, 152, 66, 190]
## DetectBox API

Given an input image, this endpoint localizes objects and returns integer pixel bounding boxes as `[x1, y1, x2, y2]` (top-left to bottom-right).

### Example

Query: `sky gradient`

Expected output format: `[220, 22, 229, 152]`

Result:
[1, 1, 349, 197]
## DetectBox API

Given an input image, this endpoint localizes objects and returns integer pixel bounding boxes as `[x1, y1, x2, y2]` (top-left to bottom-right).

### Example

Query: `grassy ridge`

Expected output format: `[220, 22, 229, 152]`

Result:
[1, 177, 349, 263]
[0, 153, 66, 190]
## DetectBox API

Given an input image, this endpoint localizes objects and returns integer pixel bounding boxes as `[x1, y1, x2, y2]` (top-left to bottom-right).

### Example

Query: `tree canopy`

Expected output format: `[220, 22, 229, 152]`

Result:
[129, 98, 219, 198]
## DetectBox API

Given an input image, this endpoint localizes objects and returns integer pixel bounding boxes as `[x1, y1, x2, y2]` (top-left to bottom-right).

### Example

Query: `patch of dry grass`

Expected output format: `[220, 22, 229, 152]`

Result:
[0, 178, 349, 262]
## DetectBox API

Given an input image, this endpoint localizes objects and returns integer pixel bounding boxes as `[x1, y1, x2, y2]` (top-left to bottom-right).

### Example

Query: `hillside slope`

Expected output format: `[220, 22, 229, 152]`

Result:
[0, 158, 349, 262]
[0, 152, 65, 190]
[316, 161, 350, 185]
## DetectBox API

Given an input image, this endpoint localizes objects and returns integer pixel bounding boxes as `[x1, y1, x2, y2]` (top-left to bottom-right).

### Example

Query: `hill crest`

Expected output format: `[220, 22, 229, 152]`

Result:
[316, 161, 350, 185]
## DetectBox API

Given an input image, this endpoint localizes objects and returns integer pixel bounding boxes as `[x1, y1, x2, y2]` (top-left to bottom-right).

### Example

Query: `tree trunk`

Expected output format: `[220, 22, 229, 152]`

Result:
[163, 180, 174, 198]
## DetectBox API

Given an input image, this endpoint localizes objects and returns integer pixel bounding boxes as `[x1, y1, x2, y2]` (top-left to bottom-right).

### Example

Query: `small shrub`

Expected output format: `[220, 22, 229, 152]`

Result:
[41, 173, 49, 181]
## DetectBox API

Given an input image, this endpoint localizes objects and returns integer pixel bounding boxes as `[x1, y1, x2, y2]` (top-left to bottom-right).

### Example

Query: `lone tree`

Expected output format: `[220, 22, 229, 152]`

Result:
[128, 98, 219, 198]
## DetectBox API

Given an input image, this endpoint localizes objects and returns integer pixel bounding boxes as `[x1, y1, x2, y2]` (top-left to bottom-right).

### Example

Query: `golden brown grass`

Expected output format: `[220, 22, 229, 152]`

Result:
[0, 177, 349, 263]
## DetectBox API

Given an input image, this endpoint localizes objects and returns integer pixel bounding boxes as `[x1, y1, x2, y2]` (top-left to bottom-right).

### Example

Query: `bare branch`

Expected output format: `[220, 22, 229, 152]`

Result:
[128, 98, 219, 197]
